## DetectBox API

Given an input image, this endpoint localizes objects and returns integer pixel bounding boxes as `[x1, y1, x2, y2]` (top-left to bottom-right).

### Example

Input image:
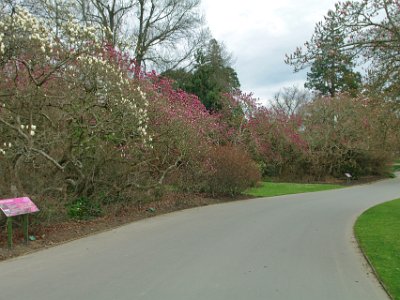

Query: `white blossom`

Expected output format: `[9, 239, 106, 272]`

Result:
[1, 7, 150, 145]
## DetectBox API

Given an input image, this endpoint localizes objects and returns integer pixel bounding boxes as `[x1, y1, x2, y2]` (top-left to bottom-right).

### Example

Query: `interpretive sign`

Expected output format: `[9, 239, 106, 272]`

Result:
[0, 197, 39, 217]
[0, 197, 39, 249]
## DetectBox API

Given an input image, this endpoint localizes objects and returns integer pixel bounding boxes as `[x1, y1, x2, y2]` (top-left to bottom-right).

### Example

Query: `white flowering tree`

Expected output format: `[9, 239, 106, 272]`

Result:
[14, 0, 207, 72]
[0, 8, 150, 208]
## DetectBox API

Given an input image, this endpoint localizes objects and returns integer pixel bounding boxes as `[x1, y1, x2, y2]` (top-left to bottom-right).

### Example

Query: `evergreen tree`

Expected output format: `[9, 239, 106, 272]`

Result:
[286, 11, 361, 97]
[161, 68, 193, 91]
[188, 39, 240, 111]
[162, 39, 240, 111]
[305, 53, 361, 97]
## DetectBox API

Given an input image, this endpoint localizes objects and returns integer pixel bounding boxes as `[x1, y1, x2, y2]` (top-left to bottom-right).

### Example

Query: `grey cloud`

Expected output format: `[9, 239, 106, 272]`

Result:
[204, 0, 338, 103]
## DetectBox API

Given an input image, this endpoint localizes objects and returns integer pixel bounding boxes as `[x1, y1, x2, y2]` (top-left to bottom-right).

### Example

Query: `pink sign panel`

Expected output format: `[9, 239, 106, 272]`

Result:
[0, 197, 39, 217]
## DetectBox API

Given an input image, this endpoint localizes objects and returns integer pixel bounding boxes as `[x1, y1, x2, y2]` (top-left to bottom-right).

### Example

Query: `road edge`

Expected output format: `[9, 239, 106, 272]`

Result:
[353, 214, 394, 300]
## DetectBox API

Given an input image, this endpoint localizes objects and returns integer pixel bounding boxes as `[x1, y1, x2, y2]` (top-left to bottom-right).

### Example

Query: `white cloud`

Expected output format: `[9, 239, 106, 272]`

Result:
[250, 79, 307, 106]
[201, 0, 338, 103]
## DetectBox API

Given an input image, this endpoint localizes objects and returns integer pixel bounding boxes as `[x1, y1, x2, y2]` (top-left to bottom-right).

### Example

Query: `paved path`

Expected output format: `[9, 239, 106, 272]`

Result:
[1, 176, 400, 300]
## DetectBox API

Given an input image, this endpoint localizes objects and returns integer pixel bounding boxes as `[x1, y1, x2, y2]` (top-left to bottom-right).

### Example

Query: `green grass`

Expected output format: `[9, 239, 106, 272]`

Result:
[392, 164, 400, 172]
[355, 199, 400, 300]
[244, 182, 342, 197]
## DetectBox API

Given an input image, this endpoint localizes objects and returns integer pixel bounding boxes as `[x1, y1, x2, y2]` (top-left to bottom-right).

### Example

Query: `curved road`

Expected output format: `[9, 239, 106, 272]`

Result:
[1, 176, 400, 300]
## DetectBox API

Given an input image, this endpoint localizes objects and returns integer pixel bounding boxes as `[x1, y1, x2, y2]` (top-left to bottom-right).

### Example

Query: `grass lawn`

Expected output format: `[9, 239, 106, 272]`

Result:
[392, 164, 400, 172]
[355, 199, 400, 300]
[244, 182, 342, 197]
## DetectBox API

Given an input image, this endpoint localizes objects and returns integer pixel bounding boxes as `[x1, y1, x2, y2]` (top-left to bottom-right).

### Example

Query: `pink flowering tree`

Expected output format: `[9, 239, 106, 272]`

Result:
[0, 8, 150, 209]
[301, 94, 397, 178]
[143, 74, 222, 192]
[245, 106, 307, 178]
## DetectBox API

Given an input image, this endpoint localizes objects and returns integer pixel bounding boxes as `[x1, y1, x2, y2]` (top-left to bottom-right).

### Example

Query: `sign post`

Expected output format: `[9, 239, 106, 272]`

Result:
[345, 173, 352, 184]
[23, 214, 29, 244]
[0, 197, 39, 249]
[7, 217, 13, 249]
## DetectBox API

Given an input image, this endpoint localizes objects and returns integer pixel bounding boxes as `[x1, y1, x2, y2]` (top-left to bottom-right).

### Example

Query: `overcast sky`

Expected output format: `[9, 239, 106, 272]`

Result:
[201, 0, 338, 105]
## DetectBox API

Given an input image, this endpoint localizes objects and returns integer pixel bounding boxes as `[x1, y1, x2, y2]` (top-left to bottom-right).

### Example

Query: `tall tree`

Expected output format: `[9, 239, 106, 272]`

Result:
[188, 39, 240, 111]
[133, 0, 207, 72]
[332, 0, 400, 98]
[13, 0, 134, 46]
[77, 0, 135, 47]
[285, 10, 361, 97]
[12, 0, 207, 72]
[271, 86, 312, 116]
[287, 0, 400, 99]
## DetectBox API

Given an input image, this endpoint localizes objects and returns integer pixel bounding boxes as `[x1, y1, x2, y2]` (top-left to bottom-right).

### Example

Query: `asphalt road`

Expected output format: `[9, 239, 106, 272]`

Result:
[1, 176, 400, 300]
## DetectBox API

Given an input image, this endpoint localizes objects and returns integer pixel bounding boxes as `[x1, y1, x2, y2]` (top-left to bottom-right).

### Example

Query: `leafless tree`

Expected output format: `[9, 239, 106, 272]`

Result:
[133, 0, 207, 72]
[76, 0, 136, 47]
[18, 0, 207, 72]
[271, 86, 313, 116]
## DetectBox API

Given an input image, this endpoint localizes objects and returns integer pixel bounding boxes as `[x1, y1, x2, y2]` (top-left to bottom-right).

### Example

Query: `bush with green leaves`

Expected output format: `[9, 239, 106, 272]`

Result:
[67, 197, 102, 220]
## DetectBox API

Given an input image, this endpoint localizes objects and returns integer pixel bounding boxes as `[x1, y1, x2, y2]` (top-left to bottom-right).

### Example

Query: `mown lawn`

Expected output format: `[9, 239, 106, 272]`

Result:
[355, 199, 400, 300]
[244, 182, 342, 197]
[392, 164, 400, 172]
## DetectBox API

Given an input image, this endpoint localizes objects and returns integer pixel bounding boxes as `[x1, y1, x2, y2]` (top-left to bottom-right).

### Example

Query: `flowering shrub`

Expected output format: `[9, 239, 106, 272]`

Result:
[0, 8, 149, 207]
[245, 107, 307, 178]
[144, 74, 221, 192]
[301, 94, 395, 178]
[0, 7, 398, 224]
[203, 145, 261, 196]
[0, 7, 261, 211]
[217, 90, 258, 145]
[142, 77, 263, 195]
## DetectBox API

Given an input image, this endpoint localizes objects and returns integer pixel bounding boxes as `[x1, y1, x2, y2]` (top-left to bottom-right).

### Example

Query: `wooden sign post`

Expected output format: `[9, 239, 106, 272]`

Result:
[0, 197, 39, 249]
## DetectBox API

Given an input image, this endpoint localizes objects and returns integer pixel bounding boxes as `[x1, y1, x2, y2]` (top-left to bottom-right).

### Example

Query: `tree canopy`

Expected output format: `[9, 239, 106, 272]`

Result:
[4, 0, 207, 72]
[286, 0, 400, 98]
[164, 39, 240, 111]
[285, 7, 361, 96]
